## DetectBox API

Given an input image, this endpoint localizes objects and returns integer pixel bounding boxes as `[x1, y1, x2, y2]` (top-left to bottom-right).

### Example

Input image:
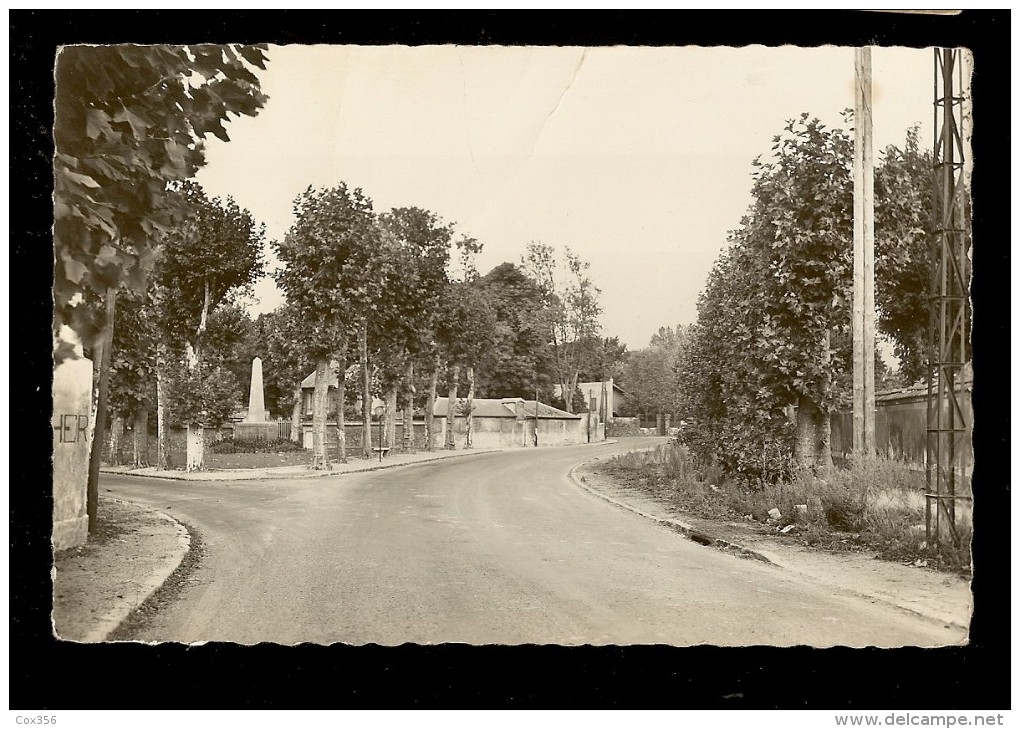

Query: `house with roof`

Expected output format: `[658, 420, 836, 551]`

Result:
[553, 378, 627, 421]
[296, 364, 605, 448]
[299, 364, 384, 417]
[830, 362, 973, 468]
[434, 396, 603, 448]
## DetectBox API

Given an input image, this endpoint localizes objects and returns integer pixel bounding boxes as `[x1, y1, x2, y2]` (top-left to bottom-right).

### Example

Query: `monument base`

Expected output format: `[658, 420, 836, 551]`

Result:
[234, 422, 278, 441]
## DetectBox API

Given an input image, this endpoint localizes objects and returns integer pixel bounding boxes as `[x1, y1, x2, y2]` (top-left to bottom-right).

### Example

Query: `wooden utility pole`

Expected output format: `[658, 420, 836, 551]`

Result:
[852, 46, 876, 455]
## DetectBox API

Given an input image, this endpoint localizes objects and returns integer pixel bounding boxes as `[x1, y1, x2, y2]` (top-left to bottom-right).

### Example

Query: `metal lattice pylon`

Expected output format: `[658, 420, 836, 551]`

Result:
[926, 48, 971, 546]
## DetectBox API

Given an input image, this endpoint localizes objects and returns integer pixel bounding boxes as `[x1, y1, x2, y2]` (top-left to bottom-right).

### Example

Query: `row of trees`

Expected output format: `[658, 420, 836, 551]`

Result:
[53, 44, 272, 531]
[105, 181, 265, 470]
[272, 184, 612, 468]
[103, 180, 633, 474]
[674, 114, 934, 483]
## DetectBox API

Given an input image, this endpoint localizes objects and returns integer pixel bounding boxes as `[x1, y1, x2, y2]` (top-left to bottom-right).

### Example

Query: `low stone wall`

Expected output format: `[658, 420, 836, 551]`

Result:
[607, 417, 641, 437]
[104, 423, 232, 467]
[301, 421, 429, 452]
[301, 415, 604, 451]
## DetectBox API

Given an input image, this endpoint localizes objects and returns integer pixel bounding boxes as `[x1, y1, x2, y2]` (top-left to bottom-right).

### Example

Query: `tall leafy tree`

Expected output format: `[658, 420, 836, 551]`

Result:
[275, 183, 380, 467]
[107, 287, 157, 467]
[435, 282, 498, 449]
[376, 207, 455, 452]
[54, 44, 269, 359]
[521, 242, 603, 413]
[258, 308, 314, 442]
[576, 335, 628, 385]
[473, 262, 556, 400]
[679, 114, 854, 480]
[155, 181, 265, 470]
[623, 326, 687, 422]
[874, 126, 934, 384]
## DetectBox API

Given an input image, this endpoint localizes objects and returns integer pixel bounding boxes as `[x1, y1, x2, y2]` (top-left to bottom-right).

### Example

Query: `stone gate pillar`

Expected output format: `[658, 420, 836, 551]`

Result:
[52, 330, 92, 550]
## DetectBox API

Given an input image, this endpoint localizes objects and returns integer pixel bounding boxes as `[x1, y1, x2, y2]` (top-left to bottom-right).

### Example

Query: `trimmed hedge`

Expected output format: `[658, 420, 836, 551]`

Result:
[210, 437, 305, 454]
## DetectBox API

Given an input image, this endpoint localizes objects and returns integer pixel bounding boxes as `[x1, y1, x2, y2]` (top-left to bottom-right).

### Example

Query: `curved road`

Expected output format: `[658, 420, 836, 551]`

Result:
[103, 441, 956, 646]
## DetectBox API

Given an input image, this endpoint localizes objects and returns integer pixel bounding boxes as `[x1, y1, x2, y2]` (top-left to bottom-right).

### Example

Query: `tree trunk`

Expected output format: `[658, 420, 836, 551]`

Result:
[290, 385, 303, 444]
[795, 394, 832, 474]
[156, 342, 171, 470]
[561, 377, 573, 414]
[359, 320, 371, 459]
[384, 387, 397, 449]
[311, 357, 329, 469]
[425, 356, 439, 452]
[465, 365, 475, 448]
[185, 424, 204, 472]
[133, 408, 149, 467]
[107, 415, 124, 465]
[87, 287, 116, 534]
[336, 344, 348, 464]
[403, 360, 416, 453]
[445, 364, 460, 450]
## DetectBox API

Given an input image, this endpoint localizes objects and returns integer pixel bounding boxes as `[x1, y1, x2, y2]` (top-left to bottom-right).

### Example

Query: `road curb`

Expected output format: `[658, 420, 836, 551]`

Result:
[98, 499, 191, 642]
[567, 460, 774, 565]
[100, 448, 503, 482]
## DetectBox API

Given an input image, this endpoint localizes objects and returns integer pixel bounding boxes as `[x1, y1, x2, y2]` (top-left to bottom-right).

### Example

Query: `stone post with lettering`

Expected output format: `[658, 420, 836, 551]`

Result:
[52, 328, 92, 550]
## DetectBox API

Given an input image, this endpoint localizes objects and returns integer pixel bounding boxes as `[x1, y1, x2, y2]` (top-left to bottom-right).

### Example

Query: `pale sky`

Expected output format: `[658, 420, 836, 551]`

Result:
[195, 44, 935, 350]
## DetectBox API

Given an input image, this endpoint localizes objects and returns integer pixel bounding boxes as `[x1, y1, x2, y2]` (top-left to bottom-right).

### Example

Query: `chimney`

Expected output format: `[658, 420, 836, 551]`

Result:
[502, 397, 525, 420]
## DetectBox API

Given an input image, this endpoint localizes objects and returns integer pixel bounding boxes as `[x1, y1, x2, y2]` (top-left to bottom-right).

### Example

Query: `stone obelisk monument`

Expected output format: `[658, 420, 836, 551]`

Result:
[240, 357, 274, 440]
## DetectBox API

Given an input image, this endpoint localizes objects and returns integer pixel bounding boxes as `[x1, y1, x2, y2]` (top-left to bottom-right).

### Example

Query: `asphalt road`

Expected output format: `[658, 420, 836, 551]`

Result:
[102, 440, 955, 646]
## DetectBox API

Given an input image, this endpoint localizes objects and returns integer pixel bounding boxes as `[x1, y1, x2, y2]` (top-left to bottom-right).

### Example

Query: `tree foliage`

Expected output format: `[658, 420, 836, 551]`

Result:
[472, 262, 555, 399]
[623, 326, 687, 416]
[168, 359, 241, 428]
[679, 115, 935, 481]
[256, 307, 315, 419]
[54, 44, 269, 359]
[678, 114, 853, 481]
[521, 242, 603, 412]
[156, 181, 265, 351]
[274, 184, 381, 361]
[576, 335, 628, 384]
[108, 287, 157, 419]
[874, 126, 933, 384]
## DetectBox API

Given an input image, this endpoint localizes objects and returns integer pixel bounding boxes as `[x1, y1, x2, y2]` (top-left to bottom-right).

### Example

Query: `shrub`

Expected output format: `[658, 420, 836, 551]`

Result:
[210, 437, 304, 454]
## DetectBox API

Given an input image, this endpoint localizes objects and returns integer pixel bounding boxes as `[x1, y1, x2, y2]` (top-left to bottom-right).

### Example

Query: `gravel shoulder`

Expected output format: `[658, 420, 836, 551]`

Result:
[573, 455, 972, 634]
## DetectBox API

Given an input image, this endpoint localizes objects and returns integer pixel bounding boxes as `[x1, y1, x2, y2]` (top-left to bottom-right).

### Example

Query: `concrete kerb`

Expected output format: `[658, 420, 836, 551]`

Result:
[567, 460, 775, 565]
[100, 447, 504, 482]
[78, 498, 190, 642]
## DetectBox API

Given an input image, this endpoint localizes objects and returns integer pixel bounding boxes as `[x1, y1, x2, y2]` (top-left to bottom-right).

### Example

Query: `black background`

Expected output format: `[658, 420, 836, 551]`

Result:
[10, 10, 1010, 710]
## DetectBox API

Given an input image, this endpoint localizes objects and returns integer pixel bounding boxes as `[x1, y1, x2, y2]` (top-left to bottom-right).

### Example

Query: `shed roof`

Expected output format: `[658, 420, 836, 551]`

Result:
[433, 397, 580, 419]
[875, 362, 973, 404]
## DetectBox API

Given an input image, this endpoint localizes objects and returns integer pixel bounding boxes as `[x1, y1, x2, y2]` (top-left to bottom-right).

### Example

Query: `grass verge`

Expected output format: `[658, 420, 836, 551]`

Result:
[595, 444, 972, 574]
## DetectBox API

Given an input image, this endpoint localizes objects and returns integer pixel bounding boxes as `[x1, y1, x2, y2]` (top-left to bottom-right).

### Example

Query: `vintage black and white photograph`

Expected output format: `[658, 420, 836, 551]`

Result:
[49, 37, 977, 651]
